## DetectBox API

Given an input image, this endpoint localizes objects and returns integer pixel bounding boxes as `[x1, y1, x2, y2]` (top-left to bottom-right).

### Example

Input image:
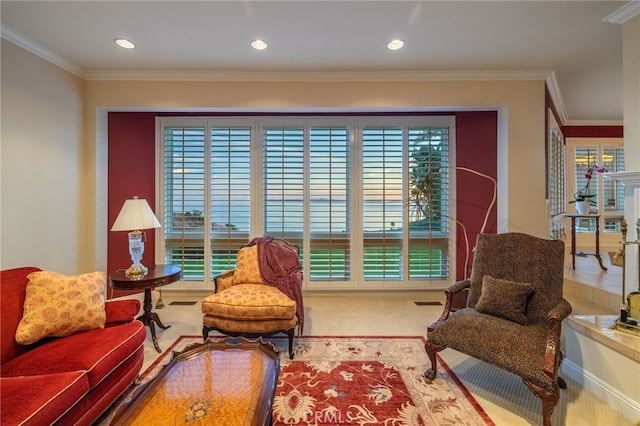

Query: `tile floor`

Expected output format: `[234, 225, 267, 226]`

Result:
[564, 248, 622, 293]
[563, 245, 626, 313]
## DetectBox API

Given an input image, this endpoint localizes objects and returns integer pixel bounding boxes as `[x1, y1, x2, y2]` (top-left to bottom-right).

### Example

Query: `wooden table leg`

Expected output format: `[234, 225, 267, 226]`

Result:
[570, 217, 576, 269]
[594, 216, 608, 271]
[137, 288, 171, 353]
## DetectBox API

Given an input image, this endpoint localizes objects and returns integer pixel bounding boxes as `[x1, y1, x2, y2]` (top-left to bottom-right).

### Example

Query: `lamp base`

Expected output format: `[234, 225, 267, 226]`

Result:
[125, 264, 148, 280]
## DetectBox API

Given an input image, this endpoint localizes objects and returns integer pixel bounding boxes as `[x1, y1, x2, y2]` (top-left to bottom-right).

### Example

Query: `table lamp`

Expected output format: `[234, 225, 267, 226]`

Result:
[111, 196, 161, 279]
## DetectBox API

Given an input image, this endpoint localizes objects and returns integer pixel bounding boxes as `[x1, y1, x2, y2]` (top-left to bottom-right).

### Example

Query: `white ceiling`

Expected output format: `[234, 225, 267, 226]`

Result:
[1, 1, 636, 124]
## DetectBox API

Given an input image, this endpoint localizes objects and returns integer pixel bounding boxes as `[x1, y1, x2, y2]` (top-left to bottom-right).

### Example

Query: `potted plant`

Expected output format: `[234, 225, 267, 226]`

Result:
[570, 164, 607, 214]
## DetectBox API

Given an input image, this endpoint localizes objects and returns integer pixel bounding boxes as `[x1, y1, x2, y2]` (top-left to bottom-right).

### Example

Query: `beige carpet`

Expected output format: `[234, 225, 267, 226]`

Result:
[105, 292, 634, 425]
[439, 349, 633, 426]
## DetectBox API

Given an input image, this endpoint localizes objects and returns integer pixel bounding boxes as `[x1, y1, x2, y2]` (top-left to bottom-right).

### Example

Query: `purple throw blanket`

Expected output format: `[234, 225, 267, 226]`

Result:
[247, 236, 304, 335]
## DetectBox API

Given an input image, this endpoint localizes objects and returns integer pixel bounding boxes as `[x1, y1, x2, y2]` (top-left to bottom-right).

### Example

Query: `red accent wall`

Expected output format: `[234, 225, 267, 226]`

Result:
[561, 126, 623, 138]
[455, 111, 498, 279]
[107, 112, 158, 298]
[105, 111, 497, 294]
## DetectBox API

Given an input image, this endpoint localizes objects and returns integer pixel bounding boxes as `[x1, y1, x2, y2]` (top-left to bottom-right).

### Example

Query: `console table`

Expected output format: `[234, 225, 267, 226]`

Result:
[563, 213, 607, 271]
[110, 264, 182, 352]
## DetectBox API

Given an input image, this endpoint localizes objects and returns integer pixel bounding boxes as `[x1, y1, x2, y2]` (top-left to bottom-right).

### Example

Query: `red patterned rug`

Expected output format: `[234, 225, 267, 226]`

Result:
[275, 358, 423, 424]
[271, 337, 493, 425]
[112, 336, 494, 426]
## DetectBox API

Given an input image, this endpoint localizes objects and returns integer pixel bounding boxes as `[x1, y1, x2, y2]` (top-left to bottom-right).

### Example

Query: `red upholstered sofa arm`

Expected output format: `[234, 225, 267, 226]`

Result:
[105, 299, 140, 326]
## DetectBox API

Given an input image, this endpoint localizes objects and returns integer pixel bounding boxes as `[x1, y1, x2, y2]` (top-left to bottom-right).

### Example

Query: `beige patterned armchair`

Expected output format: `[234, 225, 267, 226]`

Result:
[202, 237, 303, 359]
[424, 232, 572, 426]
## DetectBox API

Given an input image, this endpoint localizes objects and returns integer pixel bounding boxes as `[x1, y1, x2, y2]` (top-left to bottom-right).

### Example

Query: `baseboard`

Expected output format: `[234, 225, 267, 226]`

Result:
[562, 358, 640, 423]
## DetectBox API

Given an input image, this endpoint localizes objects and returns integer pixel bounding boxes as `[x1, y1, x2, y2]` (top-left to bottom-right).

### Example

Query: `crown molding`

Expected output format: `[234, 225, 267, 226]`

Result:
[82, 69, 553, 82]
[603, 1, 640, 24]
[544, 73, 624, 127]
[545, 72, 569, 125]
[1, 24, 84, 77]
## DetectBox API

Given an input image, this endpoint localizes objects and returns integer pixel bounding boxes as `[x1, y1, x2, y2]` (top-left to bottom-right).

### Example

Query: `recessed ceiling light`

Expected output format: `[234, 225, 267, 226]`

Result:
[387, 39, 405, 51]
[251, 39, 268, 50]
[114, 38, 135, 49]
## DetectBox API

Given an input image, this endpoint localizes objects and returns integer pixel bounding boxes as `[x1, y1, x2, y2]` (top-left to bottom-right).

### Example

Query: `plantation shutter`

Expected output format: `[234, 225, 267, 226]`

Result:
[308, 126, 350, 280]
[161, 115, 455, 289]
[407, 127, 450, 280]
[210, 126, 252, 275]
[163, 126, 206, 281]
[574, 148, 598, 196]
[263, 126, 305, 250]
[602, 147, 625, 212]
[548, 128, 566, 218]
[548, 127, 566, 240]
[362, 126, 404, 280]
[603, 147, 625, 233]
[570, 143, 625, 234]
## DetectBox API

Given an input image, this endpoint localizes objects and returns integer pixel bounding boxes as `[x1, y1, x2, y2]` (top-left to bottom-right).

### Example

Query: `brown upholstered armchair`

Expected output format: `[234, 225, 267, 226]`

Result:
[202, 237, 303, 359]
[424, 232, 572, 426]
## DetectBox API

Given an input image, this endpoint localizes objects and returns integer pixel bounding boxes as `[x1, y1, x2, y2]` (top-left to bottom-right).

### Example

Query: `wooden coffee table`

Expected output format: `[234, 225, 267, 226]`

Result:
[110, 338, 280, 426]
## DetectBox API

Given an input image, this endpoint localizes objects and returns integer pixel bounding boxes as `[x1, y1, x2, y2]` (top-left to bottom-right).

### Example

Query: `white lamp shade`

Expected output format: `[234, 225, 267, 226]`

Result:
[111, 197, 161, 231]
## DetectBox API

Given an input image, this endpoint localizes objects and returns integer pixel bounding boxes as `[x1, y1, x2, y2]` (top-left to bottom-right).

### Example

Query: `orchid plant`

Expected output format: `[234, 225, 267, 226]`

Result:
[570, 164, 607, 205]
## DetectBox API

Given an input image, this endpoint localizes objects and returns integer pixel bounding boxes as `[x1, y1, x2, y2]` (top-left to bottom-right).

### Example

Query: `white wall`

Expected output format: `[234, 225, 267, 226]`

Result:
[622, 15, 640, 288]
[564, 322, 640, 423]
[1, 40, 85, 273]
[623, 15, 640, 175]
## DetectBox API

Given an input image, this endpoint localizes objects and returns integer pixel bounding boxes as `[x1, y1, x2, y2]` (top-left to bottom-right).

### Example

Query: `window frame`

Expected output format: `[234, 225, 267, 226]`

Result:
[566, 137, 625, 247]
[156, 115, 456, 291]
[547, 111, 566, 240]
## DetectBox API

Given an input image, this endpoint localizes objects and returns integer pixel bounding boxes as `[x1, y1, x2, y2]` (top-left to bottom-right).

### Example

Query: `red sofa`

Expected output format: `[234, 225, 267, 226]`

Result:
[0, 267, 147, 425]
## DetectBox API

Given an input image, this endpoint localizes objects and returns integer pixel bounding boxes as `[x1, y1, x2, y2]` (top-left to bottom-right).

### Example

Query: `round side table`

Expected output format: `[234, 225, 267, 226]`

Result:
[110, 264, 182, 352]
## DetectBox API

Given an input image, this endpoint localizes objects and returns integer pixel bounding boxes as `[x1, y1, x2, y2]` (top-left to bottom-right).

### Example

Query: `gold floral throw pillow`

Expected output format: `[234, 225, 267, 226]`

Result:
[15, 271, 107, 345]
[232, 245, 265, 285]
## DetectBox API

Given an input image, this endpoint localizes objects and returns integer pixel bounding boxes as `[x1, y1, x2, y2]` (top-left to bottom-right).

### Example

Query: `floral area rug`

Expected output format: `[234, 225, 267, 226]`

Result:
[106, 336, 493, 426]
[272, 336, 493, 425]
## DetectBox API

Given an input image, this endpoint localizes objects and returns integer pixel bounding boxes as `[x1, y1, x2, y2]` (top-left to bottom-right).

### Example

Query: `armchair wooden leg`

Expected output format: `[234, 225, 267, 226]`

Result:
[287, 328, 295, 359]
[557, 376, 567, 389]
[557, 352, 567, 389]
[423, 340, 443, 381]
[523, 379, 559, 426]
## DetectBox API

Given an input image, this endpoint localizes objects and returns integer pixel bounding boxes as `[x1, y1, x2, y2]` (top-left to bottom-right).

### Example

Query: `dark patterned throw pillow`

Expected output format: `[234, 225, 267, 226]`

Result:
[475, 275, 534, 325]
